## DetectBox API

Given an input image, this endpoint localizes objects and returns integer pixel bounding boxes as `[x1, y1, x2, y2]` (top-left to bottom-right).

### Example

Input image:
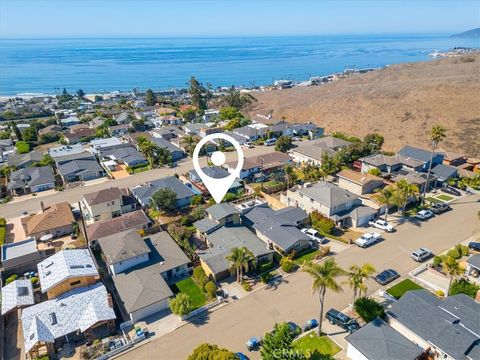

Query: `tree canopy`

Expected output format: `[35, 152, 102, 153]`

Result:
[151, 188, 178, 212]
[188, 76, 211, 110]
[275, 136, 294, 153]
[145, 89, 157, 106]
[187, 343, 238, 360]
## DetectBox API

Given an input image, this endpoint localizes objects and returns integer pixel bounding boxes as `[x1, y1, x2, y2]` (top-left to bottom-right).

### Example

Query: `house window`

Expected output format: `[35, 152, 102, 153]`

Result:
[70, 280, 81, 286]
[111, 201, 115, 205]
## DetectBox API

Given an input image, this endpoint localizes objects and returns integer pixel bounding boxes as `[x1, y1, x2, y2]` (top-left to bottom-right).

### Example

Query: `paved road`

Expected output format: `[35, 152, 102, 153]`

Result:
[0, 146, 273, 219]
[119, 194, 480, 360]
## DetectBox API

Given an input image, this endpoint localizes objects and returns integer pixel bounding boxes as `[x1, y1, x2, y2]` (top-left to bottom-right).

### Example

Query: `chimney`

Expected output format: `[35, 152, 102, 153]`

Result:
[40, 201, 46, 212]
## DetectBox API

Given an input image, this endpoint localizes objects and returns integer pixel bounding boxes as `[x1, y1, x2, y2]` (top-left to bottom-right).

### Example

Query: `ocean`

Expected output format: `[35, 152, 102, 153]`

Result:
[0, 34, 478, 95]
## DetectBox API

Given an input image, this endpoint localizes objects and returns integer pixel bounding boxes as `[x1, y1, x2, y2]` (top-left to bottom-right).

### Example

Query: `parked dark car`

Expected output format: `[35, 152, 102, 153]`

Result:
[374, 269, 400, 285]
[429, 202, 451, 214]
[235, 353, 249, 360]
[287, 322, 302, 336]
[325, 309, 360, 333]
[468, 242, 480, 252]
[246, 337, 261, 351]
[440, 186, 461, 196]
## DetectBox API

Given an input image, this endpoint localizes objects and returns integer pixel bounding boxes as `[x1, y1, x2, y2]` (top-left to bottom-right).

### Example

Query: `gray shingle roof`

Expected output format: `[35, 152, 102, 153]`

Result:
[112, 232, 190, 313]
[297, 182, 359, 208]
[131, 176, 195, 207]
[387, 290, 480, 360]
[198, 226, 273, 275]
[431, 164, 458, 180]
[8, 166, 55, 190]
[345, 318, 423, 360]
[467, 254, 480, 269]
[206, 203, 240, 221]
[151, 137, 184, 154]
[244, 206, 310, 252]
[8, 151, 43, 167]
[57, 158, 103, 177]
[102, 146, 147, 165]
[398, 145, 441, 163]
[97, 229, 151, 265]
[194, 218, 221, 234]
[83, 187, 123, 206]
[1, 279, 35, 315]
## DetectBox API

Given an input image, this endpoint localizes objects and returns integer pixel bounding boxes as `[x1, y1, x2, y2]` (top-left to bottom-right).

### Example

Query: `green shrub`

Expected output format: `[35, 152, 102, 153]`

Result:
[432, 256, 442, 268]
[192, 266, 208, 290]
[15, 141, 30, 154]
[0, 227, 5, 246]
[455, 244, 469, 257]
[449, 278, 480, 298]
[6, 274, 18, 282]
[169, 293, 193, 316]
[353, 297, 385, 323]
[257, 261, 273, 274]
[260, 272, 273, 284]
[190, 194, 204, 206]
[310, 211, 335, 234]
[446, 249, 461, 260]
[204, 281, 217, 298]
[0, 218, 6, 227]
[30, 276, 39, 285]
[241, 281, 252, 292]
[280, 257, 295, 273]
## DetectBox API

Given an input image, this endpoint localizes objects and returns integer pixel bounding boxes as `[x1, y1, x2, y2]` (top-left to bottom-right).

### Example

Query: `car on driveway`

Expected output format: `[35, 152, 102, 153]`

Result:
[325, 308, 360, 333]
[354, 232, 382, 248]
[368, 219, 394, 232]
[415, 210, 434, 221]
[468, 242, 480, 252]
[374, 269, 400, 285]
[301, 228, 326, 244]
[429, 202, 451, 214]
[411, 248, 433, 262]
[440, 186, 461, 196]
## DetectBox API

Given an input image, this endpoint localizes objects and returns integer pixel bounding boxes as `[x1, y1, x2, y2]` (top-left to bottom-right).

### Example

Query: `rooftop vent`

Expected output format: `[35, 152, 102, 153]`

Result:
[49, 312, 57, 325]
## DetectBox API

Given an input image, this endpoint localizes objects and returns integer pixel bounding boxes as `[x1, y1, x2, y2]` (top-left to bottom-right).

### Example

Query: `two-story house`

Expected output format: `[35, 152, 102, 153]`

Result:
[37, 249, 99, 299]
[98, 230, 190, 322]
[282, 182, 378, 228]
[81, 187, 137, 224]
[193, 203, 242, 239]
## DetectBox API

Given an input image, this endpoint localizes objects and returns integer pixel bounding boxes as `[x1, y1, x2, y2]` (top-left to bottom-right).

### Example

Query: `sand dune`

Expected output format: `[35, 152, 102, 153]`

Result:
[250, 55, 480, 156]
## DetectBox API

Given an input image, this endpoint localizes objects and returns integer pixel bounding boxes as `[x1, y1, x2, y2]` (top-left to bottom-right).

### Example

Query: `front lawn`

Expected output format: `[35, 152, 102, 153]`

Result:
[293, 248, 321, 265]
[387, 279, 424, 299]
[426, 197, 441, 204]
[174, 277, 206, 309]
[293, 331, 341, 357]
[437, 194, 454, 201]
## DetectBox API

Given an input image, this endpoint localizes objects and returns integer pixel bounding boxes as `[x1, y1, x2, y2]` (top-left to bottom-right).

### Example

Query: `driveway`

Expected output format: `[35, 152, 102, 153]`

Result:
[118, 194, 480, 360]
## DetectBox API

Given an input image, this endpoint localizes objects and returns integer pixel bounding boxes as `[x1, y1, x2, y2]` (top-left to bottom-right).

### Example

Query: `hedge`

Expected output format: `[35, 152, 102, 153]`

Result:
[353, 297, 385, 323]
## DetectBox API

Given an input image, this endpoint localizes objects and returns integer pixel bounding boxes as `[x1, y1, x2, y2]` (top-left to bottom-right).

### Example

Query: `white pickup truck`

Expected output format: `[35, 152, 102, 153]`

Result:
[368, 219, 394, 232]
[354, 232, 382, 248]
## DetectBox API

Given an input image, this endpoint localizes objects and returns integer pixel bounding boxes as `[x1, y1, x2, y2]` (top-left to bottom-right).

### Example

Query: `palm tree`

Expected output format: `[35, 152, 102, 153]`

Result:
[421, 125, 447, 203]
[284, 164, 297, 188]
[346, 263, 376, 305]
[225, 247, 255, 283]
[137, 139, 159, 168]
[181, 134, 200, 156]
[443, 256, 463, 296]
[394, 180, 419, 213]
[373, 186, 395, 221]
[303, 259, 346, 336]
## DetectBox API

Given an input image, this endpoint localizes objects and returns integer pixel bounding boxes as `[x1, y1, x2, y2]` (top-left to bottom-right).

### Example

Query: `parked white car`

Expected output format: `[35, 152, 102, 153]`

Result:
[301, 228, 326, 244]
[415, 210, 434, 221]
[354, 232, 382, 248]
[411, 248, 433, 262]
[243, 142, 254, 149]
[368, 219, 394, 232]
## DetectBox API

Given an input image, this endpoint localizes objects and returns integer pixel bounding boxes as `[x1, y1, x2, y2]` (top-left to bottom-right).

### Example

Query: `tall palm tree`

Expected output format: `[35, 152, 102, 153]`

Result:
[225, 247, 255, 283]
[303, 259, 346, 336]
[443, 256, 463, 296]
[394, 180, 419, 213]
[284, 164, 297, 188]
[422, 125, 447, 203]
[137, 139, 159, 168]
[373, 186, 395, 221]
[181, 134, 200, 156]
[346, 263, 376, 305]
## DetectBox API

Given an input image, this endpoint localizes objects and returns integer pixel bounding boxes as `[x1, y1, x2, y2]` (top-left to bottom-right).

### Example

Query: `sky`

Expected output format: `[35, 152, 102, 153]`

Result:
[0, 0, 478, 38]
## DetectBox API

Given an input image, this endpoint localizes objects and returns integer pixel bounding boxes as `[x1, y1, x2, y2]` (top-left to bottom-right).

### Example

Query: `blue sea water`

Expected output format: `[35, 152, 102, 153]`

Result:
[0, 34, 478, 95]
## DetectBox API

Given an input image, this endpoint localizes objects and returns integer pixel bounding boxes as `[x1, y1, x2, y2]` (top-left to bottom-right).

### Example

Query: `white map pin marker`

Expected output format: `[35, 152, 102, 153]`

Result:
[192, 133, 244, 203]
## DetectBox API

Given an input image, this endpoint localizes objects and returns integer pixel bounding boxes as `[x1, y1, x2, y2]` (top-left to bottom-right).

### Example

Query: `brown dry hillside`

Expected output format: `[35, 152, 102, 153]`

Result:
[250, 55, 480, 156]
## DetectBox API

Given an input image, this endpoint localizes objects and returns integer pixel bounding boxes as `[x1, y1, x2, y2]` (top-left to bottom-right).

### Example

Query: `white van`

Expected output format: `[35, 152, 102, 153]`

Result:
[264, 138, 277, 146]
